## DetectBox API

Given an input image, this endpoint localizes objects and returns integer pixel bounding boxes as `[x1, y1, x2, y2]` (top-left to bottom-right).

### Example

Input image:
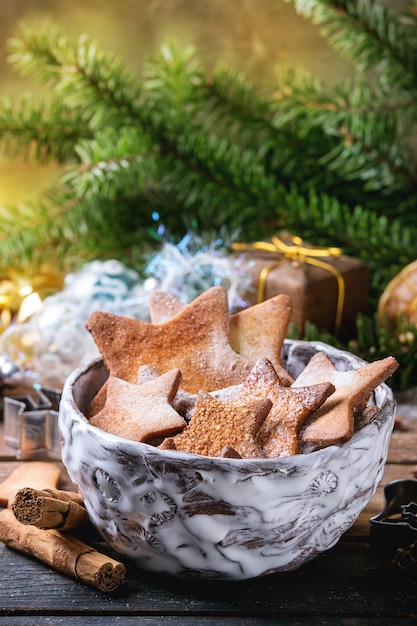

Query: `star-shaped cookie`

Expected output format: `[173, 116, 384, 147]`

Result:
[160, 390, 272, 458]
[292, 352, 399, 447]
[149, 289, 293, 385]
[86, 286, 254, 393]
[89, 368, 186, 443]
[238, 358, 335, 457]
[137, 364, 243, 420]
[148, 289, 185, 324]
[229, 294, 293, 386]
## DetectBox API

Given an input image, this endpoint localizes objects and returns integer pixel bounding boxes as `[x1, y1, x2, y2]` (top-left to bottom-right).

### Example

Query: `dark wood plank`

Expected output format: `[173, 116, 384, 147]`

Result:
[2, 615, 416, 626]
[1, 540, 416, 619]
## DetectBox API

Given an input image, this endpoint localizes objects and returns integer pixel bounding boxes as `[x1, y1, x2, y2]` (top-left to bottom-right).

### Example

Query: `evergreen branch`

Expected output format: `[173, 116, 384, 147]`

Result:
[0, 187, 80, 271]
[7, 21, 144, 129]
[273, 67, 416, 139]
[140, 40, 211, 145]
[279, 184, 417, 297]
[145, 57, 342, 199]
[204, 63, 417, 201]
[0, 184, 158, 272]
[288, 0, 417, 87]
[202, 63, 276, 137]
[142, 41, 204, 110]
[0, 92, 93, 162]
[138, 136, 282, 238]
[7, 21, 69, 82]
[2, 29, 414, 293]
[203, 64, 341, 186]
[136, 46, 286, 226]
[271, 66, 417, 195]
[63, 127, 158, 200]
[1, 17, 417, 387]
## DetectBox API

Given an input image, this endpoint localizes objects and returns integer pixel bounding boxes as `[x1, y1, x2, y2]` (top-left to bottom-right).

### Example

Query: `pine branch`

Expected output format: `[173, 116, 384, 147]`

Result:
[272, 66, 417, 197]
[279, 184, 417, 300]
[201, 63, 276, 140]
[203, 65, 340, 187]
[0, 92, 93, 162]
[204, 61, 417, 208]
[288, 0, 417, 86]
[0, 187, 79, 271]
[62, 126, 158, 200]
[2, 18, 417, 385]
[8, 21, 144, 129]
[1, 21, 417, 307]
[0, 182, 159, 273]
[283, 1, 417, 200]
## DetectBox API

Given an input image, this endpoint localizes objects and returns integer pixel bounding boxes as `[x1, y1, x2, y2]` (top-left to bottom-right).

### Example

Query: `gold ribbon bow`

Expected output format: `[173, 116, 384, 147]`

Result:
[232, 234, 345, 335]
[0, 269, 64, 333]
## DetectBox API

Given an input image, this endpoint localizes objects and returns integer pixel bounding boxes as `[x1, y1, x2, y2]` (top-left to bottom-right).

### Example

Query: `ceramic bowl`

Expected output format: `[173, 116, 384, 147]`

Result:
[59, 340, 396, 580]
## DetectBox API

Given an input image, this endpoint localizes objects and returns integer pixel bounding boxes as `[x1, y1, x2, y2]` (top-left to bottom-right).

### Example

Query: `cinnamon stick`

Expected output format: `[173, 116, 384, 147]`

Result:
[0, 462, 61, 507]
[11, 487, 89, 531]
[0, 508, 126, 592]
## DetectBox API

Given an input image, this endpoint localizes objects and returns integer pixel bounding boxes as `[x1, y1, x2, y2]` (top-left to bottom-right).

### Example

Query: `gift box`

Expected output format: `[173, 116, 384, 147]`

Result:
[232, 234, 369, 336]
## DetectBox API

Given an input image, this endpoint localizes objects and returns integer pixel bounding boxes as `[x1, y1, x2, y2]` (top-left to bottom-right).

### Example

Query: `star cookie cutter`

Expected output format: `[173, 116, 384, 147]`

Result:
[3, 384, 62, 460]
[370, 479, 417, 556]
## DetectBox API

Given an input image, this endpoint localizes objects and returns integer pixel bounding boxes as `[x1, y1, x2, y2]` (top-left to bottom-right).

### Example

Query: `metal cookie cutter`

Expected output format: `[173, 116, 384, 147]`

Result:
[370, 479, 417, 556]
[3, 384, 62, 460]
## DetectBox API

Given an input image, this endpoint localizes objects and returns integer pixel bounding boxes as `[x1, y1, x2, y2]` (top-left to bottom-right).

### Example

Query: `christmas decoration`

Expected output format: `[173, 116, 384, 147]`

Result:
[0, 0, 417, 386]
[0, 260, 148, 389]
[145, 231, 252, 313]
[0, 268, 64, 334]
[232, 233, 369, 336]
[378, 260, 417, 329]
[0, 238, 251, 389]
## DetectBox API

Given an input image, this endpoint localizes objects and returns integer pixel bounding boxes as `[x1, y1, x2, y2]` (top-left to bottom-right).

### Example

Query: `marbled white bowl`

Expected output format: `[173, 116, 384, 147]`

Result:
[59, 340, 396, 580]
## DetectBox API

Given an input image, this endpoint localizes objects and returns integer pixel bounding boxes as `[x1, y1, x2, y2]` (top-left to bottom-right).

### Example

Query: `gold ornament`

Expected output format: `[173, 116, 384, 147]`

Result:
[378, 260, 417, 327]
[0, 269, 64, 334]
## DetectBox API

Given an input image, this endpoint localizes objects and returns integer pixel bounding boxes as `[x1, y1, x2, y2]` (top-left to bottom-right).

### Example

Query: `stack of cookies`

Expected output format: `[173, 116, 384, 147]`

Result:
[84, 286, 398, 459]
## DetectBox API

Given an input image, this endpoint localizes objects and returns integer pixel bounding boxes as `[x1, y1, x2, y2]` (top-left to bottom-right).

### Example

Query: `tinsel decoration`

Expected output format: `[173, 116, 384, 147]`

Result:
[0, 234, 252, 388]
[0, 259, 149, 389]
[144, 232, 253, 313]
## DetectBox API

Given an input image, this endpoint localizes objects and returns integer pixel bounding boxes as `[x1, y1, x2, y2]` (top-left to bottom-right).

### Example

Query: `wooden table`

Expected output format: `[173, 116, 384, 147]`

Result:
[1, 388, 417, 625]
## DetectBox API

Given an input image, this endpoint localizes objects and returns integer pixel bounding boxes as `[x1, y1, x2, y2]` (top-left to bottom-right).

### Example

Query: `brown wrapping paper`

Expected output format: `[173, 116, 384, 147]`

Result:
[233, 234, 369, 335]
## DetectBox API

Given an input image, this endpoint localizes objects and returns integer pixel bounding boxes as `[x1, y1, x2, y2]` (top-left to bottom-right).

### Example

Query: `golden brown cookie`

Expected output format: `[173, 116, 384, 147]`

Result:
[292, 352, 399, 447]
[149, 289, 293, 385]
[160, 390, 272, 458]
[137, 364, 197, 420]
[238, 358, 334, 457]
[229, 294, 293, 386]
[148, 289, 185, 324]
[137, 364, 243, 421]
[86, 286, 254, 393]
[89, 368, 186, 443]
